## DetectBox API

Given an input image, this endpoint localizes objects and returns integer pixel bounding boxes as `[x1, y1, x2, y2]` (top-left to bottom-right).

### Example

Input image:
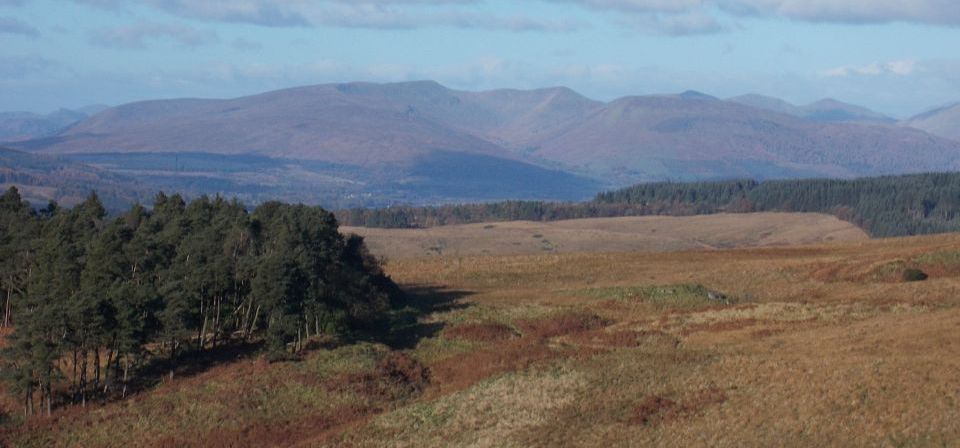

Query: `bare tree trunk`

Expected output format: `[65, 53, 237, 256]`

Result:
[25, 384, 32, 417]
[71, 348, 78, 403]
[241, 298, 253, 339]
[80, 348, 88, 408]
[121, 356, 129, 399]
[249, 305, 260, 338]
[45, 378, 52, 417]
[93, 348, 101, 398]
[213, 295, 222, 348]
[2, 285, 11, 328]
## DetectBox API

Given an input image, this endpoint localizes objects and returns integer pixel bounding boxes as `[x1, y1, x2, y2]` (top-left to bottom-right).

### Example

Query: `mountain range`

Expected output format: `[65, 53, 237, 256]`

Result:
[4, 81, 960, 208]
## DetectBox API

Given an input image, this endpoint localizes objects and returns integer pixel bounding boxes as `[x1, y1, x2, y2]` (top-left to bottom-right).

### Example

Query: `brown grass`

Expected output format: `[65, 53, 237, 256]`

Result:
[630, 387, 729, 427]
[441, 321, 519, 343]
[515, 311, 611, 339]
[14, 225, 960, 447]
[343, 212, 867, 259]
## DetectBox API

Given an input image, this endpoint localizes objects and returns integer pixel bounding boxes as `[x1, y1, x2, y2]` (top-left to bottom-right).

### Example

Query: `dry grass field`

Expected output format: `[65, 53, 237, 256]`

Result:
[342, 213, 868, 259]
[6, 214, 960, 447]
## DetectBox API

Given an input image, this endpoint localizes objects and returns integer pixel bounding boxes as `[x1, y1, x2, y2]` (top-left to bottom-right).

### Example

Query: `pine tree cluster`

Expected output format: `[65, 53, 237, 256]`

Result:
[0, 187, 398, 417]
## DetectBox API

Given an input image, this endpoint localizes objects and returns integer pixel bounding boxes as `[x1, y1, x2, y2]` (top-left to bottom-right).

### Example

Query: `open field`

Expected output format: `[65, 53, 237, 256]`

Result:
[8, 223, 960, 446]
[342, 212, 868, 259]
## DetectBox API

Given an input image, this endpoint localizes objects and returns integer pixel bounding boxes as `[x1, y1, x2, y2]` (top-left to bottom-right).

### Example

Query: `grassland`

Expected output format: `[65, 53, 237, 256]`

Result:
[342, 212, 867, 259]
[6, 215, 960, 447]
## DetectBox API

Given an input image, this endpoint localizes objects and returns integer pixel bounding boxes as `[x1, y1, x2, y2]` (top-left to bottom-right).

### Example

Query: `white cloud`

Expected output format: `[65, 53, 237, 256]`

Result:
[821, 60, 918, 78]
[717, 0, 960, 26]
[89, 21, 220, 49]
[70, 0, 579, 32]
[557, 0, 960, 29]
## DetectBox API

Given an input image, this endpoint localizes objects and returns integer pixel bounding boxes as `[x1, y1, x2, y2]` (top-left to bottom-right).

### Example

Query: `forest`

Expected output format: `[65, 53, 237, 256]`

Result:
[339, 173, 960, 237]
[0, 187, 400, 417]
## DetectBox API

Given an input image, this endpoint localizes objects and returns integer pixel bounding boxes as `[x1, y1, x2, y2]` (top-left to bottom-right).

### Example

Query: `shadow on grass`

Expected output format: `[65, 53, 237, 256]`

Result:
[365, 284, 475, 350]
[40, 284, 474, 413]
[115, 339, 266, 400]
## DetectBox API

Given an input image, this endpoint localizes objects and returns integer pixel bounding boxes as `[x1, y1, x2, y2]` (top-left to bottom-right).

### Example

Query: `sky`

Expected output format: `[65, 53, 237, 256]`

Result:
[0, 0, 958, 118]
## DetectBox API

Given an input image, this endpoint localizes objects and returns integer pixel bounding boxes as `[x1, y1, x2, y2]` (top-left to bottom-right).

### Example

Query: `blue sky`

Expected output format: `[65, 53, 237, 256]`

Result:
[1, 0, 958, 118]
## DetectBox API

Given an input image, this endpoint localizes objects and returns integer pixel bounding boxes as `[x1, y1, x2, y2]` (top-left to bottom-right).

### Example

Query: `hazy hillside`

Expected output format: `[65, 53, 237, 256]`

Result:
[729, 94, 895, 125]
[906, 102, 960, 141]
[0, 147, 146, 208]
[531, 94, 959, 183]
[11, 81, 960, 205]
[0, 109, 89, 142]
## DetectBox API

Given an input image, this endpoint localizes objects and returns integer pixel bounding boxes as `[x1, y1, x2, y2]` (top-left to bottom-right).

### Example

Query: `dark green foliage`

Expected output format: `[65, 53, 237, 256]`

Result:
[0, 188, 398, 416]
[339, 172, 960, 238]
[902, 269, 929, 282]
[336, 201, 682, 229]
[599, 173, 960, 237]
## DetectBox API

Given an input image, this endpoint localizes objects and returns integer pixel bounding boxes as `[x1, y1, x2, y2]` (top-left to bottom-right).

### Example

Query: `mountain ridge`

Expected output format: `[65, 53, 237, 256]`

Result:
[6, 81, 960, 206]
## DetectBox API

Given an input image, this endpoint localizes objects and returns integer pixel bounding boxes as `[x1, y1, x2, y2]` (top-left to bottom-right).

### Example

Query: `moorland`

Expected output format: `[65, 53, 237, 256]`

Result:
[3, 185, 960, 446]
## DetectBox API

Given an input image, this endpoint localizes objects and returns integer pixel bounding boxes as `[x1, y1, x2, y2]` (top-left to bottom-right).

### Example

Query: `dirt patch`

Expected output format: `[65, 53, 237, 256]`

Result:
[442, 321, 519, 343]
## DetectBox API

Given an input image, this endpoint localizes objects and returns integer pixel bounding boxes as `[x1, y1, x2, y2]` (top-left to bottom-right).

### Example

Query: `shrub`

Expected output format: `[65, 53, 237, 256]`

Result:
[373, 352, 431, 397]
[902, 268, 929, 282]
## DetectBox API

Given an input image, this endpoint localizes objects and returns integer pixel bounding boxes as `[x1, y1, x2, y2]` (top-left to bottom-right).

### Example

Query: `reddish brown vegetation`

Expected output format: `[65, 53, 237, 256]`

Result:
[632, 395, 679, 426]
[630, 387, 728, 427]
[516, 312, 611, 339]
[162, 402, 375, 448]
[569, 329, 678, 349]
[330, 352, 430, 401]
[680, 319, 758, 336]
[442, 322, 519, 343]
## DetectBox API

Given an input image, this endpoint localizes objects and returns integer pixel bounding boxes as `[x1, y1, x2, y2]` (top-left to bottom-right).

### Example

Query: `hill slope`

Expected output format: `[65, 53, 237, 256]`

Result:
[905, 102, 960, 141]
[532, 94, 959, 183]
[0, 147, 146, 208]
[729, 94, 895, 125]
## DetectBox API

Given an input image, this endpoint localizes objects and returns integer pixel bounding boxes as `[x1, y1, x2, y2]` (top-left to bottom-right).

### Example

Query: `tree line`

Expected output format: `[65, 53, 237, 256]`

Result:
[0, 187, 399, 417]
[338, 173, 960, 238]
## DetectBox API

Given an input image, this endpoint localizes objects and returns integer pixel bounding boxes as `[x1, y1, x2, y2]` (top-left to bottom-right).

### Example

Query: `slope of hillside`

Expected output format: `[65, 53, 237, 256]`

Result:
[532, 94, 959, 182]
[0, 109, 88, 142]
[343, 213, 868, 259]
[906, 102, 960, 141]
[0, 147, 147, 208]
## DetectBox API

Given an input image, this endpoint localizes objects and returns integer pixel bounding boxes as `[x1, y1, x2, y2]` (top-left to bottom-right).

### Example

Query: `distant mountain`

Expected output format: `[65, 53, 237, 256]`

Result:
[728, 94, 895, 125]
[9, 81, 960, 207]
[529, 93, 958, 183]
[0, 108, 90, 142]
[905, 103, 960, 141]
